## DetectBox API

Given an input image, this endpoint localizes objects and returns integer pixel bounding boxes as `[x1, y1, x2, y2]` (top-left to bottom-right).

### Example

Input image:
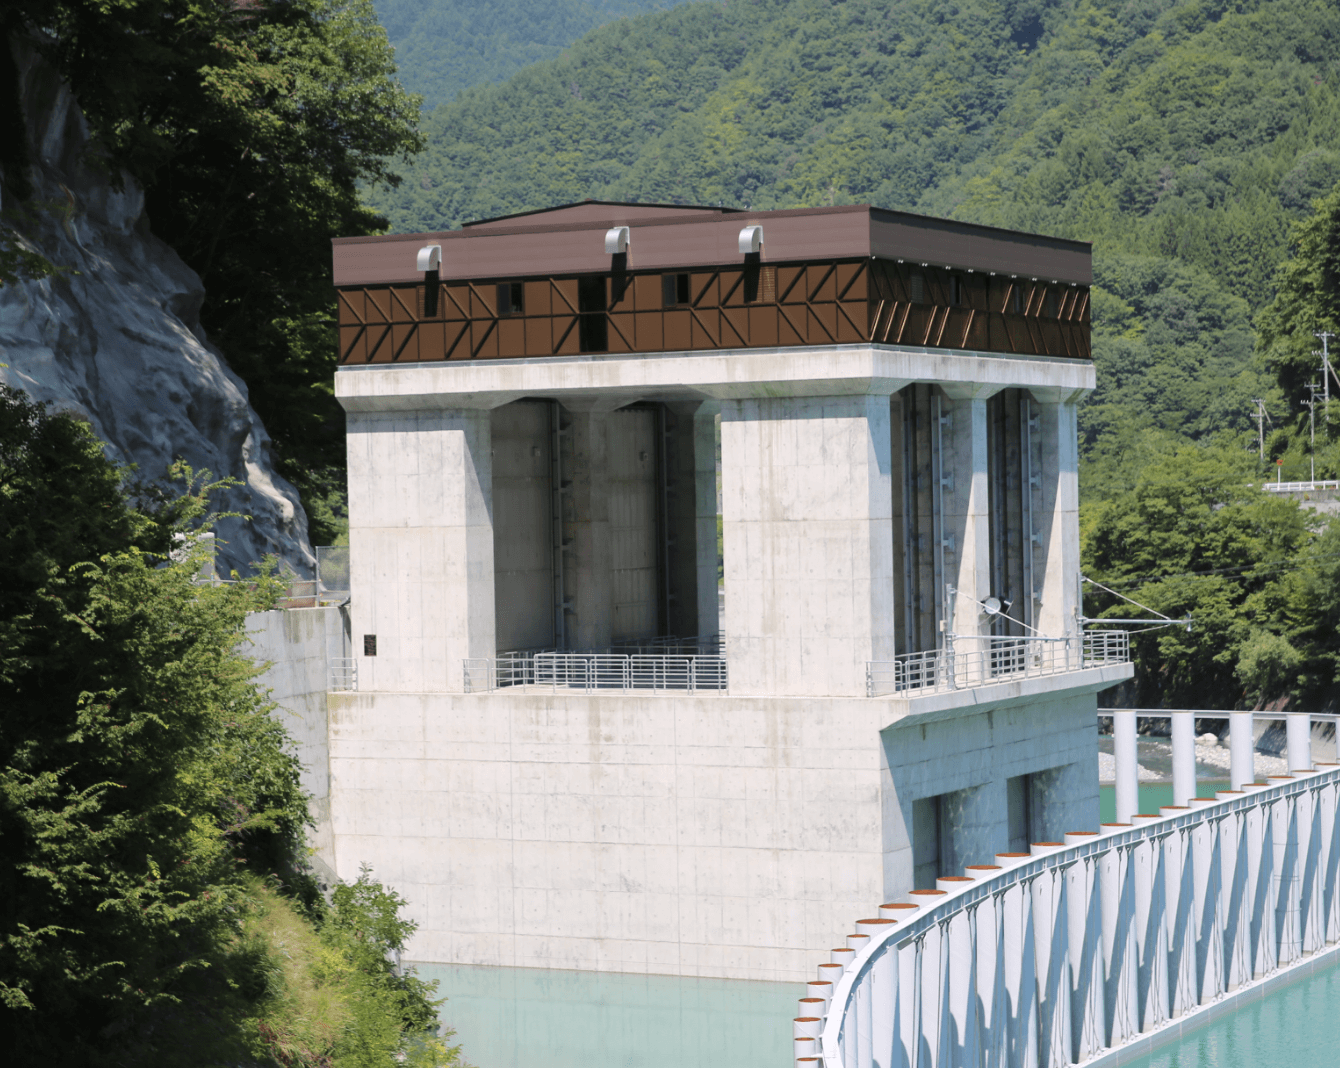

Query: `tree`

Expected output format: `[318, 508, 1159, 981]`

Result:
[1080, 436, 1340, 709]
[0, 386, 456, 1065]
[4, 0, 424, 541]
[1255, 180, 1340, 471]
[0, 383, 298, 1056]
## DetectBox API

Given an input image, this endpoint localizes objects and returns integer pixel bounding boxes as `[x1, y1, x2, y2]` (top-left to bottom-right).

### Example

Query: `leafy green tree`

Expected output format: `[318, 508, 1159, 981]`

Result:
[1256, 181, 1340, 422]
[372, 0, 684, 107]
[1080, 436, 1338, 709]
[5, 0, 423, 541]
[364, 0, 1340, 460]
[0, 383, 298, 1056]
[0, 386, 453, 1064]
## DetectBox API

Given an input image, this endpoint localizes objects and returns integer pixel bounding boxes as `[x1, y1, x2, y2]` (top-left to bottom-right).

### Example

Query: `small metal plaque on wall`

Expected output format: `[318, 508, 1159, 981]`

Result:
[363, 634, 377, 656]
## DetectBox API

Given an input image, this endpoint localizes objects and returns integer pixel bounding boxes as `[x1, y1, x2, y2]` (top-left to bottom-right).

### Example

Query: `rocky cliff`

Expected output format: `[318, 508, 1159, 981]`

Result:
[0, 42, 314, 577]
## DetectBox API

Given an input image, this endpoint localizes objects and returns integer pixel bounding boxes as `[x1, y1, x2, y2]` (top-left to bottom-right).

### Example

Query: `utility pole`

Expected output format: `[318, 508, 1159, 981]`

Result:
[1252, 398, 1270, 460]
[1316, 330, 1337, 430]
[1306, 383, 1320, 482]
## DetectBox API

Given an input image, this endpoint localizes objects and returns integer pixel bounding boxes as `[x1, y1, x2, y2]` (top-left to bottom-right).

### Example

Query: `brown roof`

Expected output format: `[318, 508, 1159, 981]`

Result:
[461, 199, 737, 229]
[333, 203, 1091, 288]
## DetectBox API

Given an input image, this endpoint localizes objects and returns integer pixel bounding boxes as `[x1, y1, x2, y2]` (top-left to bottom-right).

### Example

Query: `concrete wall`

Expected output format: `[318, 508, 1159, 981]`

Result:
[325, 670, 1118, 982]
[346, 407, 496, 693]
[721, 394, 898, 697]
[879, 689, 1100, 900]
[245, 606, 349, 877]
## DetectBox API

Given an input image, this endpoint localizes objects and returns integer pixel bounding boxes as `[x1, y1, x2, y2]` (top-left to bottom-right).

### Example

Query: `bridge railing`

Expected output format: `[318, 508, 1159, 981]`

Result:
[799, 761, 1340, 1068]
[866, 631, 1129, 697]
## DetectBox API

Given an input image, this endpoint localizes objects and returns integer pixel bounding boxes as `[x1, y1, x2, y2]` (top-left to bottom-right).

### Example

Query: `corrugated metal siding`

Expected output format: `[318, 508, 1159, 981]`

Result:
[492, 402, 554, 652]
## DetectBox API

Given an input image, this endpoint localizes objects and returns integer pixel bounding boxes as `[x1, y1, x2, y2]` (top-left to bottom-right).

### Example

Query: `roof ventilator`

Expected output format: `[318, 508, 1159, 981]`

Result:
[415, 244, 441, 272]
[738, 224, 763, 254]
[604, 226, 630, 254]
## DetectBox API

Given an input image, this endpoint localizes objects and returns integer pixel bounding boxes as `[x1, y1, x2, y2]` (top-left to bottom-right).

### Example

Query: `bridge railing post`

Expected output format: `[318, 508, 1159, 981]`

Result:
[1113, 710, 1138, 824]
[1231, 711, 1255, 791]
[1287, 713, 1313, 772]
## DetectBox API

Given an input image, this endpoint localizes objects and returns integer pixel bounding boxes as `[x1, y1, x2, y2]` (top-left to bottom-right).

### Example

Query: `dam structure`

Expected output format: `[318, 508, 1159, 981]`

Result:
[322, 200, 1133, 983]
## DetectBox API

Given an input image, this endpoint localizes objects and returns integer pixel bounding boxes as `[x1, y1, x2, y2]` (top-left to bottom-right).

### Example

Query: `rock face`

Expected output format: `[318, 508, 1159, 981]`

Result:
[0, 42, 313, 577]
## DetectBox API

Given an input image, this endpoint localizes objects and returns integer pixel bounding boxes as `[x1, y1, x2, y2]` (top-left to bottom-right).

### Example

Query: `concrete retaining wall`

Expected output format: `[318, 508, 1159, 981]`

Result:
[245, 606, 349, 877]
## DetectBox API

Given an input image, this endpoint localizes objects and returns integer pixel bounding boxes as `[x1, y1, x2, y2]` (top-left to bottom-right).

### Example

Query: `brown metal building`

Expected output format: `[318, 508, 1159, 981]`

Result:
[332, 201, 1091, 365]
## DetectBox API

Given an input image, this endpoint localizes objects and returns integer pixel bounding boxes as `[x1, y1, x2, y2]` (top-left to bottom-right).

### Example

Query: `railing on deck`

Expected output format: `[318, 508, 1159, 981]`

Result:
[801, 761, 1340, 1068]
[463, 647, 727, 694]
[1263, 479, 1340, 493]
[329, 658, 358, 692]
[866, 630, 1130, 697]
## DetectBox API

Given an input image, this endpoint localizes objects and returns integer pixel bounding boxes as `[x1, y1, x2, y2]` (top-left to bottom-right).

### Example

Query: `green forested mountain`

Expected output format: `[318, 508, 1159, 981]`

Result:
[372, 0, 685, 106]
[366, 0, 1340, 448]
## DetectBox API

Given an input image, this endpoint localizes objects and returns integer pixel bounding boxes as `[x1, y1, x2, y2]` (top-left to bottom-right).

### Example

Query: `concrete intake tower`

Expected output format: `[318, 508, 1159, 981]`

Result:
[323, 200, 1132, 981]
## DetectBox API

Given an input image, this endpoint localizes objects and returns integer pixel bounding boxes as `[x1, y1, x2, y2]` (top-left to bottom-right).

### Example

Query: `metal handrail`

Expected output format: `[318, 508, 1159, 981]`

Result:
[1263, 479, 1340, 492]
[329, 657, 358, 692]
[865, 630, 1129, 696]
[462, 650, 728, 694]
[813, 765, 1340, 1068]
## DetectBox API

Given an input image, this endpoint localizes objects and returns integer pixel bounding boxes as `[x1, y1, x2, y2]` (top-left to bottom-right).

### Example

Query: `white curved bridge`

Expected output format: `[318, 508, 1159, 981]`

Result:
[795, 752, 1340, 1067]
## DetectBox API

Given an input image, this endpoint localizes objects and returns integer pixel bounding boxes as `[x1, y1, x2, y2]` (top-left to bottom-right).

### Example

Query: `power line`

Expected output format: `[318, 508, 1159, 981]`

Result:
[1087, 547, 1340, 591]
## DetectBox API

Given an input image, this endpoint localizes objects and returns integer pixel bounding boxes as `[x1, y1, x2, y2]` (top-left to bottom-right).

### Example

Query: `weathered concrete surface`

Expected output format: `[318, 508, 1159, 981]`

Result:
[0, 41, 312, 576]
[325, 668, 1121, 982]
[721, 393, 898, 697]
[245, 607, 350, 877]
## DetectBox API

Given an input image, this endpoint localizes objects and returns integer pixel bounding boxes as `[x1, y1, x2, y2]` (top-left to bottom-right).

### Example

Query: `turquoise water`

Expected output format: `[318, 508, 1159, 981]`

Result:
[413, 947, 1339, 1068]
[1123, 956, 1340, 1068]
[1099, 783, 1229, 822]
[412, 962, 797, 1068]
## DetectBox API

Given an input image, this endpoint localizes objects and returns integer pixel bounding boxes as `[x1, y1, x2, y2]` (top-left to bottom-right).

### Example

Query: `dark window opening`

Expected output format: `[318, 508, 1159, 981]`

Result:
[363, 634, 378, 657]
[1043, 289, 1058, 318]
[909, 273, 925, 303]
[1007, 774, 1033, 852]
[420, 269, 439, 318]
[662, 272, 691, 308]
[496, 281, 524, 316]
[578, 275, 608, 352]
[912, 794, 946, 889]
[949, 275, 962, 306]
[742, 258, 775, 304]
[1010, 286, 1023, 315]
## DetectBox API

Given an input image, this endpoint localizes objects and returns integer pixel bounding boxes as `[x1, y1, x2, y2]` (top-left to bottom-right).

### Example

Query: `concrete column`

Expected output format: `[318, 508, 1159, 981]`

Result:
[346, 406, 496, 693]
[1231, 711, 1255, 790]
[1287, 713, 1313, 772]
[941, 386, 1002, 669]
[1113, 710, 1139, 823]
[664, 400, 720, 639]
[941, 780, 1009, 872]
[1030, 389, 1085, 640]
[560, 398, 625, 650]
[720, 390, 903, 696]
[1170, 712, 1197, 807]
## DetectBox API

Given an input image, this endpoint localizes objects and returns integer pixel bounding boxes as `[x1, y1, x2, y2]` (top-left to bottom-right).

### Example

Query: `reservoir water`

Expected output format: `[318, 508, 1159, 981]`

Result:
[414, 961, 796, 1068]
[415, 946, 1339, 1067]
[1121, 954, 1340, 1068]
